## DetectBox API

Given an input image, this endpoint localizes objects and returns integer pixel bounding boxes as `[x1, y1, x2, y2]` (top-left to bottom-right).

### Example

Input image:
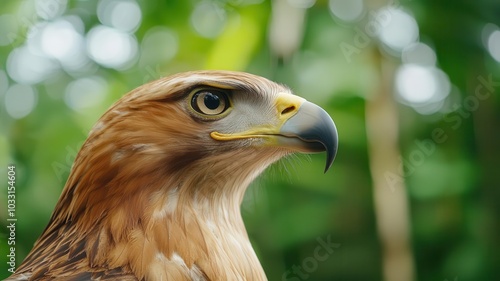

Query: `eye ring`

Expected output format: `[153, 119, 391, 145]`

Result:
[190, 89, 230, 117]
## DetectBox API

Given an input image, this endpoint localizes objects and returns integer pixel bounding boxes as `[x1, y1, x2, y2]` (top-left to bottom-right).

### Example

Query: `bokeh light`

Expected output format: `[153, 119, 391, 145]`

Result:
[0, 14, 18, 46]
[288, 0, 316, 9]
[64, 76, 108, 112]
[4, 84, 38, 119]
[397, 42, 451, 115]
[191, 1, 227, 38]
[35, 0, 68, 20]
[0, 69, 8, 95]
[396, 65, 437, 103]
[402, 42, 437, 66]
[395, 64, 451, 114]
[140, 26, 178, 66]
[86, 25, 139, 70]
[329, 0, 364, 22]
[40, 19, 84, 61]
[6, 45, 58, 85]
[97, 0, 142, 33]
[487, 30, 500, 63]
[377, 7, 419, 53]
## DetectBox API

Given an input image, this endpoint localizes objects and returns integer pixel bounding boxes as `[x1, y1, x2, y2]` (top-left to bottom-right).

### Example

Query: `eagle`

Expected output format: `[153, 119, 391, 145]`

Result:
[7, 71, 338, 281]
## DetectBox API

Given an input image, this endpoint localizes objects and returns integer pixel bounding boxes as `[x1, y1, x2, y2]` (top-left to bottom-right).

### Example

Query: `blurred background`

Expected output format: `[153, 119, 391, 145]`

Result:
[0, 0, 499, 280]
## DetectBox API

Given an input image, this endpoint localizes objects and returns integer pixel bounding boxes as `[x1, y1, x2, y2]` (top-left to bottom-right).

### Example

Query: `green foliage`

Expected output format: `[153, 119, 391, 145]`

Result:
[1, 0, 499, 280]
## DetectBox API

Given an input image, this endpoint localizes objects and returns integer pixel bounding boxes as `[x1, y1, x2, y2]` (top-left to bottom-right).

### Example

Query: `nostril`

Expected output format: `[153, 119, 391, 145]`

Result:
[281, 106, 296, 116]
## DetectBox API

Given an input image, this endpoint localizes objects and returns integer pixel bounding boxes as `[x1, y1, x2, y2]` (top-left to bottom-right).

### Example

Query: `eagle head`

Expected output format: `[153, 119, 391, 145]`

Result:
[9, 70, 337, 281]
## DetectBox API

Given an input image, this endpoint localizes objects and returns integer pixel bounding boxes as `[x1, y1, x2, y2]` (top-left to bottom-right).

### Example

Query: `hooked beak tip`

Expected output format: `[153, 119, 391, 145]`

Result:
[279, 101, 338, 173]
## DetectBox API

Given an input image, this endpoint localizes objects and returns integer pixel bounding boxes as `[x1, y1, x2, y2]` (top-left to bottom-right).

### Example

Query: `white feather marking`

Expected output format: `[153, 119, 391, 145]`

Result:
[169, 252, 206, 281]
[205, 219, 217, 233]
[112, 109, 127, 116]
[7, 273, 31, 280]
[189, 264, 206, 281]
[170, 252, 186, 267]
[167, 74, 209, 86]
[111, 150, 124, 164]
[152, 187, 179, 219]
[89, 121, 105, 136]
[131, 143, 151, 151]
[155, 252, 168, 262]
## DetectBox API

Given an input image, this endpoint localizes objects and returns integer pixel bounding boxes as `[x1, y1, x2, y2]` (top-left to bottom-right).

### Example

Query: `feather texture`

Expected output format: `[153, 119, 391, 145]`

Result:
[7, 70, 338, 281]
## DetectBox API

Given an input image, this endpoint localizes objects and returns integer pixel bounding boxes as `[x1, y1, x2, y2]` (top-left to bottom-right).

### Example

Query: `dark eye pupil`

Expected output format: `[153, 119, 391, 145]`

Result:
[204, 93, 220, 110]
[190, 90, 229, 117]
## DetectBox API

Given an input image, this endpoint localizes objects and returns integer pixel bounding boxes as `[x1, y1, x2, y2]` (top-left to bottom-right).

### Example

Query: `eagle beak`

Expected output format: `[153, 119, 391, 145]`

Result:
[210, 94, 338, 172]
[278, 101, 338, 172]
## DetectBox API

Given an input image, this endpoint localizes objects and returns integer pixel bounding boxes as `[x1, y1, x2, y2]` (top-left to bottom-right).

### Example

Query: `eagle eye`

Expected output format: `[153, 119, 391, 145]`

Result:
[190, 90, 230, 117]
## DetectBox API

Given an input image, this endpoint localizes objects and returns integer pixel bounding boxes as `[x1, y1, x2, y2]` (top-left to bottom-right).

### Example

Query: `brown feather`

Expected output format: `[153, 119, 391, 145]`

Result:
[7, 71, 295, 280]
